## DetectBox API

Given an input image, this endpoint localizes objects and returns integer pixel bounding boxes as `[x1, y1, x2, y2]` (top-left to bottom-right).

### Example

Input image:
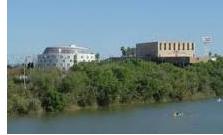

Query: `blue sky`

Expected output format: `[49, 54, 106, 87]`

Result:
[8, 0, 223, 63]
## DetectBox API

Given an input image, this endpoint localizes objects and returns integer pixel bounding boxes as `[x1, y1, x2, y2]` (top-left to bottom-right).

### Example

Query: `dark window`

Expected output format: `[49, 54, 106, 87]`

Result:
[173, 43, 176, 50]
[169, 43, 171, 50]
[183, 43, 185, 50]
[178, 43, 180, 50]
[164, 43, 166, 50]
[159, 43, 162, 50]
[187, 43, 190, 50]
[192, 43, 194, 50]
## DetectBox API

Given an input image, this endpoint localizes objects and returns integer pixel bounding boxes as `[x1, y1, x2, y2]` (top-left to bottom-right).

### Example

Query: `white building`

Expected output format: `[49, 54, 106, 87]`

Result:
[37, 44, 96, 70]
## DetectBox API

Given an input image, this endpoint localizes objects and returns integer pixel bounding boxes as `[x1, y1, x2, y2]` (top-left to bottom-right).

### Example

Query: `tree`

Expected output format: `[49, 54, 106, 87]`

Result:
[126, 47, 131, 57]
[120, 46, 127, 57]
[95, 53, 100, 61]
[41, 89, 66, 112]
[60, 71, 96, 107]
[95, 69, 119, 106]
[208, 52, 212, 58]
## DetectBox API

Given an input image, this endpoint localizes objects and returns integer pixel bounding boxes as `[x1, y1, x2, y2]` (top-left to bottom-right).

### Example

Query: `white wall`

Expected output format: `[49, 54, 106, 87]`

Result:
[38, 52, 96, 71]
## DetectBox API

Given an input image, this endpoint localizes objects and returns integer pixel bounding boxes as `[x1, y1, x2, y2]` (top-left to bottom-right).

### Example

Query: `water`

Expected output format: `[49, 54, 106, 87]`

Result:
[8, 99, 223, 134]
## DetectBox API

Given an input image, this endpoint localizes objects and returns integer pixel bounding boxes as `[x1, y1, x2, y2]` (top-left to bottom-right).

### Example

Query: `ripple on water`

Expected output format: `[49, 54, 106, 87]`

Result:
[8, 99, 223, 134]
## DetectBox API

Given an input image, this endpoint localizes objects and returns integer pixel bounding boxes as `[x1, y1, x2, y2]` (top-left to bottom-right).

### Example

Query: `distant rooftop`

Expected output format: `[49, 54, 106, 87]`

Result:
[42, 44, 93, 54]
[137, 41, 194, 44]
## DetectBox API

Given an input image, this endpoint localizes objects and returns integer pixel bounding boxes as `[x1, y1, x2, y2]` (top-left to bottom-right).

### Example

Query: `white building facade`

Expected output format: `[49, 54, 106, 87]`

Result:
[37, 45, 96, 70]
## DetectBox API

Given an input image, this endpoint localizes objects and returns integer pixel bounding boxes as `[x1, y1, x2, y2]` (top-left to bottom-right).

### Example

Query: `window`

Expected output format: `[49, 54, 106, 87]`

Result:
[183, 43, 185, 50]
[169, 43, 171, 50]
[70, 60, 72, 62]
[187, 43, 190, 50]
[178, 43, 180, 50]
[192, 43, 194, 50]
[164, 43, 166, 50]
[67, 56, 70, 59]
[63, 60, 65, 62]
[173, 43, 176, 50]
[60, 56, 63, 59]
[81, 56, 83, 59]
[159, 43, 162, 50]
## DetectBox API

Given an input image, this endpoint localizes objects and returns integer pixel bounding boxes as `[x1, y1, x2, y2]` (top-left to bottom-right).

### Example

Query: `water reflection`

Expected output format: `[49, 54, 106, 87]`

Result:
[8, 99, 223, 134]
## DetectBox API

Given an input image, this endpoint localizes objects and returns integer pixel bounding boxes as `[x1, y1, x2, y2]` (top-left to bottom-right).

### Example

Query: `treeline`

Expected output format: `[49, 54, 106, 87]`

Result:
[8, 57, 223, 115]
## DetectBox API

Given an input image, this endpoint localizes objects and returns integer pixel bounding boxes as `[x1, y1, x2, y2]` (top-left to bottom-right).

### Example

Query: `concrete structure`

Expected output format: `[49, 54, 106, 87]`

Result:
[136, 41, 196, 64]
[37, 44, 96, 70]
[136, 41, 195, 58]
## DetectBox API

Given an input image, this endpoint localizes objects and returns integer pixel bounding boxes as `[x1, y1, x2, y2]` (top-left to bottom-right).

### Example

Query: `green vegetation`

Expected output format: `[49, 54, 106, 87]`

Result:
[120, 46, 135, 57]
[8, 57, 223, 115]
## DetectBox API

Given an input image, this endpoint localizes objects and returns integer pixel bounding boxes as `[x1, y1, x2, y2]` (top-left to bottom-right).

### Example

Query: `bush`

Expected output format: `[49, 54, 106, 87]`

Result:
[8, 57, 223, 115]
[41, 90, 66, 112]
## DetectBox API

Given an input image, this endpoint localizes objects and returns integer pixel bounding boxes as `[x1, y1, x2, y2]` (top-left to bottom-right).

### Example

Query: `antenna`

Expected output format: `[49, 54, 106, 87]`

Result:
[201, 35, 212, 57]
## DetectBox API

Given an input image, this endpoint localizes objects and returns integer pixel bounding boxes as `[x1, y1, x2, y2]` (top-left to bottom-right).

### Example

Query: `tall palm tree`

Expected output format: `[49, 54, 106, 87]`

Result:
[120, 46, 126, 57]
[95, 53, 100, 61]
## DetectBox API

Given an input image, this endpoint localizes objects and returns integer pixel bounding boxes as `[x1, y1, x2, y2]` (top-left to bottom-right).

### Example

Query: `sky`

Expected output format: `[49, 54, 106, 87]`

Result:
[8, 0, 223, 63]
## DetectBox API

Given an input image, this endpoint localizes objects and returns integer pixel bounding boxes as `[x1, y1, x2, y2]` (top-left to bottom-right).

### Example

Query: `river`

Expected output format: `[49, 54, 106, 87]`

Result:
[8, 99, 223, 134]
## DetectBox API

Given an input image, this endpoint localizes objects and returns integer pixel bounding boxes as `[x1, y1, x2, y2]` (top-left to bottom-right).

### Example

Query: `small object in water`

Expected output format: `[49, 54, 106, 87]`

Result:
[173, 112, 183, 117]
[217, 98, 222, 103]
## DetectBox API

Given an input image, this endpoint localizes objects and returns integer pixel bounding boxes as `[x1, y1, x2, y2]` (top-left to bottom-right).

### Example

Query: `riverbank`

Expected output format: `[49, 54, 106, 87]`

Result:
[9, 91, 217, 117]
[8, 57, 223, 116]
[63, 93, 217, 113]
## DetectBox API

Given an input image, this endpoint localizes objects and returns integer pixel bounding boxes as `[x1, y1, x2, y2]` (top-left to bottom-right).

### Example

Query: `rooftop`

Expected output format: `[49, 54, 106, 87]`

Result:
[42, 44, 94, 54]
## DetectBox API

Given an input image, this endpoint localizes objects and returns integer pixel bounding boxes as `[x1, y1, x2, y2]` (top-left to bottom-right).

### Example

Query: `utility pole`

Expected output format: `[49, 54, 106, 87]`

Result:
[23, 56, 27, 90]
[201, 36, 212, 58]
[13, 56, 27, 89]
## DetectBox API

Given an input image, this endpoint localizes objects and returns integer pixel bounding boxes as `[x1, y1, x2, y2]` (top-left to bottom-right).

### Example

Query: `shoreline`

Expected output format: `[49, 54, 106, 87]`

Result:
[8, 93, 217, 117]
